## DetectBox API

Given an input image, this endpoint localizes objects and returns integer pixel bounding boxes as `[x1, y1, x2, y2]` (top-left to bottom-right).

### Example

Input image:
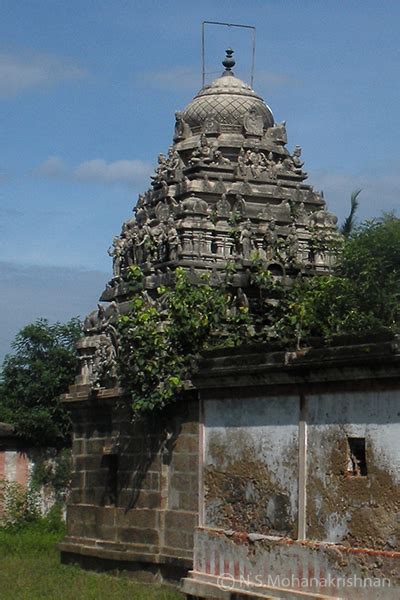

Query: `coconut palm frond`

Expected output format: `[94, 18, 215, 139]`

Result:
[341, 189, 362, 237]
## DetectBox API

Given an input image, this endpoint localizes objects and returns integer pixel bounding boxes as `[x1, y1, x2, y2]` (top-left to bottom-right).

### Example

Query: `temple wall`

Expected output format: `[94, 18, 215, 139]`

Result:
[203, 394, 299, 537]
[201, 389, 400, 552]
[61, 392, 200, 581]
[306, 390, 400, 550]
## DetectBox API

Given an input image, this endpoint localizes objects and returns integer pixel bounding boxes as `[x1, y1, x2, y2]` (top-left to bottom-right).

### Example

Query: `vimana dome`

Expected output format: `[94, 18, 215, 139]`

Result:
[76, 48, 339, 389]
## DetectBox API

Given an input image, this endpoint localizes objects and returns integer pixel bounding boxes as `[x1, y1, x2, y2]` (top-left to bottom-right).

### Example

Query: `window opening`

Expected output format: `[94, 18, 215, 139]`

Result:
[347, 437, 367, 477]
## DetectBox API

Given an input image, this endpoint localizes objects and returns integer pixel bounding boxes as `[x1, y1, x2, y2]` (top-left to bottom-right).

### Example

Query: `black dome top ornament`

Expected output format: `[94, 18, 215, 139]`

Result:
[222, 48, 235, 75]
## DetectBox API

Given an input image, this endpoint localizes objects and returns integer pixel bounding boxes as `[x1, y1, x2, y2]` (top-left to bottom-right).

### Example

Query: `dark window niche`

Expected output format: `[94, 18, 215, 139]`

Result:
[102, 454, 119, 506]
[347, 437, 367, 477]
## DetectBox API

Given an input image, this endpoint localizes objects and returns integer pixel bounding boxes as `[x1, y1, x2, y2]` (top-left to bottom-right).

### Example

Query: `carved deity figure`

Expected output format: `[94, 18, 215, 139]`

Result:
[236, 147, 247, 177]
[202, 174, 213, 191]
[232, 193, 247, 218]
[243, 106, 264, 136]
[108, 236, 125, 277]
[212, 150, 231, 166]
[216, 193, 231, 218]
[214, 175, 226, 194]
[278, 199, 291, 220]
[286, 224, 300, 264]
[166, 146, 182, 179]
[189, 134, 214, 165]
[142, 223, 157, 262]
[167, 218, 181, 261]
[152, 222, 168, 263]
[292, 146, 304, 172]
[202, 113, 220, 135]
[239, 219, 254, 259]
[174, 111, 191, 141]
[154, 200, 169, 222]
[262, 219, 279, 261]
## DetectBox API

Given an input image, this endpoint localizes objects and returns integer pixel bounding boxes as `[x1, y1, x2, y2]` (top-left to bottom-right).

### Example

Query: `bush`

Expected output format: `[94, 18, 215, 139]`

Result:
[0, 479, 41, 529]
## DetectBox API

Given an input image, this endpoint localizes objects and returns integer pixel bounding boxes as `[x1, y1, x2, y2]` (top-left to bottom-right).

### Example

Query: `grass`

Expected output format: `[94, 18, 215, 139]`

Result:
[0, 523, 184, 600]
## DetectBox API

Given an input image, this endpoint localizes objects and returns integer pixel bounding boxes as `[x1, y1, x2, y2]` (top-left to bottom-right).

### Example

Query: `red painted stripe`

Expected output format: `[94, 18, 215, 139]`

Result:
[214, 550, 220, 576]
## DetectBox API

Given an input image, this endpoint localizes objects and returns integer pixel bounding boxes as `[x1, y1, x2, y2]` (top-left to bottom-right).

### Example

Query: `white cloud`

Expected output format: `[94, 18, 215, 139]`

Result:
[34, 156, 152, 187]
[35, 156, 68, 178]
[74, 159, 151, 185]
[0, 52, 88, 97]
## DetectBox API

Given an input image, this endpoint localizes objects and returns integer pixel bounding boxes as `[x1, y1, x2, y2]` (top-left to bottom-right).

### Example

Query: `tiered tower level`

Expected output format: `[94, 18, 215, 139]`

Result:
[77, 50, 339, 388]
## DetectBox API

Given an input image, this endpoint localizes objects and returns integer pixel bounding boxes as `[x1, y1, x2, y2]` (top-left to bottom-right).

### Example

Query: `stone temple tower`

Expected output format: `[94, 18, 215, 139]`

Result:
[61, 52, 400, 597]
[76, 49, 338, 390]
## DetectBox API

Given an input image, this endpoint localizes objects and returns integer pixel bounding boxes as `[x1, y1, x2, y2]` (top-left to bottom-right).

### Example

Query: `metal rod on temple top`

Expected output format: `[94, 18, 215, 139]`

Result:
[201, 20, 256, 87]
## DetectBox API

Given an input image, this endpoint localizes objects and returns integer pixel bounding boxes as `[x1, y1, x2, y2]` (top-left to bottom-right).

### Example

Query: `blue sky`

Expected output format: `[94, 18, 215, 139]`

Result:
[1, 0, 400, 361]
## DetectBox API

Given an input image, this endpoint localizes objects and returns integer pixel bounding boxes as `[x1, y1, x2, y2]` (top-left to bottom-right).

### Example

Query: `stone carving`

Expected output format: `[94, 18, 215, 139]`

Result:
[80, 302, 120, 388]
[229, 287, 250, 316]
[155, 200, 170, 222]
[166, 218, 181, 261]
[152, 153, 168, 184]
[214, 176, 226, 194]
[232, 193, 247, 218]
[211, 150, 231, 166]
[236, 147, 247, 177]
[243, 106, 264, 136]
[202, 113, 220, 135]
[296, 201, 308, 225]
[174, 111, 191, 141]
[151, 221, 168, 263]
[261, 219, 279, 261]
[286, 224, 300, 264]
[181, 193, 208, 215]
[216, 193, 231, 218]
[246, 149, 267, 179]
[292, 146, 304, 173]
[166, 146, 183, 179]
[309, 209, 338, 228]
[282, 145, 306, 176]
[180, 175, 191, 194]
[278, 199, 291, 220]
[152, 147, 183, 183]
[202, 174, 213, 191]
[189, 134, 214, 165]
[257, 203, 273, 221]
[239, 219, 255, 259]
[295, 184, 303, 203]
[235, 147, 276, 180]
[108, 236, 125, 277]
[275, 181, 284, 198]
[265, 121, 287, 145]
[238, 179, 253, 195]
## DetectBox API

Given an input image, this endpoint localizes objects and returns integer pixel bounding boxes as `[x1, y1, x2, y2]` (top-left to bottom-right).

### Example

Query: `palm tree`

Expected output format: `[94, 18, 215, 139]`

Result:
[341, 189, 362, 237]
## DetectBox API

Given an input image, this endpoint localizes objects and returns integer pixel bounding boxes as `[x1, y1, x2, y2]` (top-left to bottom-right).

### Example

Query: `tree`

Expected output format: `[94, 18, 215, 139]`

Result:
[340, 189, 362, 237]
[283, 214, 400, 344]
[0, 318, 82, 447]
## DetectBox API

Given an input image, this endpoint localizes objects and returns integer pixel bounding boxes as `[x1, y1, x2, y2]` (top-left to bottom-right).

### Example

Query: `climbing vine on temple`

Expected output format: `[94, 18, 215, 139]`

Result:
[117, 267, 252, 415]
[116, 216, 400, 415]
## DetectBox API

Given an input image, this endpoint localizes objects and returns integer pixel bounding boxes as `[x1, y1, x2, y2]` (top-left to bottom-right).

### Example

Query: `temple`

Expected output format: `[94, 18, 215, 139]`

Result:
[60, 50, 400, 599]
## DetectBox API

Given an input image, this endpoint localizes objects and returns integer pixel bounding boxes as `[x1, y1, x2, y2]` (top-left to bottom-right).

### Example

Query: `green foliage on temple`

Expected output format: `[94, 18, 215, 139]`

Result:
[117, 267, 251, 414]
[0, 318, 82, 447]
[118, 215, 400, 415]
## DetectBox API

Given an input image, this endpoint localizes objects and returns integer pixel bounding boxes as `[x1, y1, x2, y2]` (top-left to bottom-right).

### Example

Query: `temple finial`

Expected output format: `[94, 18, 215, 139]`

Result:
[222, 48, 235, 74]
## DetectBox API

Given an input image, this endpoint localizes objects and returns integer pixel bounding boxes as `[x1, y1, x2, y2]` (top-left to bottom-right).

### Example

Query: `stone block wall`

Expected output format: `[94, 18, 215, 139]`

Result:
[60, 389, 200, 580]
